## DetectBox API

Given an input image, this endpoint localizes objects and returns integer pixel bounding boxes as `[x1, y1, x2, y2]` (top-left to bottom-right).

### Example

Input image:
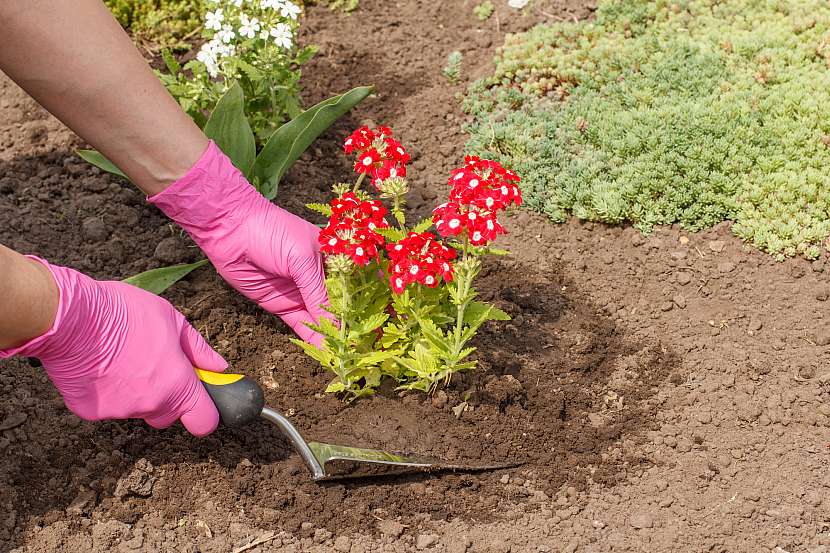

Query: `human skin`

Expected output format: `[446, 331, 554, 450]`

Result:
[0, 245, 58, 350]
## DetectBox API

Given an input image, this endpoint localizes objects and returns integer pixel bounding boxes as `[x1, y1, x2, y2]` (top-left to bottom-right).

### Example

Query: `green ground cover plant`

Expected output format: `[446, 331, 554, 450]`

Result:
[464, 0, 830, 259]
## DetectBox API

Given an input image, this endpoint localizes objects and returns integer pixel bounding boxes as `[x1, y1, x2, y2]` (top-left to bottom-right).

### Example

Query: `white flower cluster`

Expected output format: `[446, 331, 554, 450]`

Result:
[196, 0, 301, 78]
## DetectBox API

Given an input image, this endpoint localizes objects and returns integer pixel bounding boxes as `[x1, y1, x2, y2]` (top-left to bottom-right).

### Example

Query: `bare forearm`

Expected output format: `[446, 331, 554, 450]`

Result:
[0, 0, 208, 195]
[0, 245, 58, 350]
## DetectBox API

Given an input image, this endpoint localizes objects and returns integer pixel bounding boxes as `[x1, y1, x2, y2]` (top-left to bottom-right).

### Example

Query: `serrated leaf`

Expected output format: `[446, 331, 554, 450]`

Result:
[76, 150, 128, 180]
[203, 81, 256, 178]
[290, 338, 333, 366]
[415, 317, 450, 354]
[351, 313, 388, 336]
[463, 301, 511, 325]
[306, 202, 333, 217]
[123, 259, 209, 295]
[374, 227, 407, 242]
[252, 86, 373, 199]
[412, 218, 433, 233]
[357, 349, 401, 368]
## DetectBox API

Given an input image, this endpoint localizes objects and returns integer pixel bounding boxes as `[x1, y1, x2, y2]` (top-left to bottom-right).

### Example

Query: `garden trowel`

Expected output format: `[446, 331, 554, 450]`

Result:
[196, 369, 518, 481]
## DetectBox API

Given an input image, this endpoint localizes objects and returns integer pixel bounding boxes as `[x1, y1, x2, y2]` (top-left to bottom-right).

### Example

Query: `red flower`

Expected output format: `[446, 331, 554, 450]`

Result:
[343, 125, 411, 188]
[343, 126, 375, 154]
[319, 193, 389, 266]
[371, 159, 407, 186]
[386, 232, 456, 294]
[355, 148, 382, 174]
[432, 159, 521, 246]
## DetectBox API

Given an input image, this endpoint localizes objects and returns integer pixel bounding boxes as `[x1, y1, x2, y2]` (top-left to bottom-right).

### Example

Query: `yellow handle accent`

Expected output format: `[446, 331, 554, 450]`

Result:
[195, 368, 245, 386]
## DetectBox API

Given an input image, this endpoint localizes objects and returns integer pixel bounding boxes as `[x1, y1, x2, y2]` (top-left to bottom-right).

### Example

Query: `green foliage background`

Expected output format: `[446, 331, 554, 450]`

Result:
[105, 0, 204, 51]
[464, 0, 830, 259]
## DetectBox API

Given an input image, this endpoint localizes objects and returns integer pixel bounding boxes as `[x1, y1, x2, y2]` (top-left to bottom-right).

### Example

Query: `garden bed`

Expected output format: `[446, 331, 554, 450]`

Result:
[2, 1, 830, 552]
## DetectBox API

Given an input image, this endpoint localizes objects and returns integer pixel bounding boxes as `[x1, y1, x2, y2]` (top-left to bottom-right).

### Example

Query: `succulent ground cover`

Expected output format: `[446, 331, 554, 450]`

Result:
[465, 0, 830, 259]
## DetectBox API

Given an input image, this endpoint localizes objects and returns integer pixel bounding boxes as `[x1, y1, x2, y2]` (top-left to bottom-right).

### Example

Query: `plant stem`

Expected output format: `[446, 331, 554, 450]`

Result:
[336, 270, 351, 382]
[393, 194, 405, 228]
[353, 172, 366, 192]
[451, 237, 472, 358]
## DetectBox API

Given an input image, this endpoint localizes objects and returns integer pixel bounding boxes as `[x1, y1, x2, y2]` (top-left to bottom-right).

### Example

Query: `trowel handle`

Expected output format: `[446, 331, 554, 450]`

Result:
[195, 368, 265, 427]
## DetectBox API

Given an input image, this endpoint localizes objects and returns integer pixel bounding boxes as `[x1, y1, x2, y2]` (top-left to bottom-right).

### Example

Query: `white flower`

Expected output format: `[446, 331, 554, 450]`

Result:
[277, 1, 301, 19]
[269, 23, 293, 49]
[217, 23, 236, 44]
[230, 0, 245, 6]
[260, 0, 278, 8]
[196, 42, 220, 77]
[205, 9, 224, 31]
[238, 14, 261, 38]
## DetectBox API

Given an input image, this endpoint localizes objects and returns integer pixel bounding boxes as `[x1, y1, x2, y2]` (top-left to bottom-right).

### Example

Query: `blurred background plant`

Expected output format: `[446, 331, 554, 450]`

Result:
[464, 0, 830, 259]
[105, 0, 205, 52]
[157, 0, 315, 143]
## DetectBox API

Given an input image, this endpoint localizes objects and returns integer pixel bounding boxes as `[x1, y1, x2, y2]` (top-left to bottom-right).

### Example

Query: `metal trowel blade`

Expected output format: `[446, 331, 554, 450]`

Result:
[307, 441, 522, 481]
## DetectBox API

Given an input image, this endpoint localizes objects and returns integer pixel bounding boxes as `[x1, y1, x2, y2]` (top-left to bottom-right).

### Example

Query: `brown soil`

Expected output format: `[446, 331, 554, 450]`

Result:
[3, 1, 830, 552]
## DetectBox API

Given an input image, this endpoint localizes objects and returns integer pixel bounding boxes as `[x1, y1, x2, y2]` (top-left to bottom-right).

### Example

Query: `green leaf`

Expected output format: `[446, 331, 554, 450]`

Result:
[161, 48, 181, 76]
[356, 349, 400, 368]
[290, 338, 334, 367]
[306, 202, 333, 217]
[76, 150, 128, 180]
[203, 81, 256, 177]
[351, 313, 388, 336]
[412, 218, 433, 233]
[374, 227, 407, 242]
[325, 380, 347, 394]
[463, 301, 511, 325]
[123, 259, 209, 295]
[252, 86, 373, 199]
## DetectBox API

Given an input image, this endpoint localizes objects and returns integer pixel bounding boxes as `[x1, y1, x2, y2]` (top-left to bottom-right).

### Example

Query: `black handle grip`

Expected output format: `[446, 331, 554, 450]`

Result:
[195, 368, 265, 427]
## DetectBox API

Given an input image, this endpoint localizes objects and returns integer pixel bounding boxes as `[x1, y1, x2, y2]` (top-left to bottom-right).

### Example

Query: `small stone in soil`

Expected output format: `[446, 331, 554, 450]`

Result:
[154, 236, 186, 264]
[333, 535, 351, 552]
[377, 519, 405, 538]
[708, 240, 725, 253]
[629, 512, 654, 529]
[748, 319, 763, 331]
[815, 331, 830, 346]
[82, 216, 110, 243]
[314, 528, 332, 543]
[416, 534, 439, 550]
[672, 294, 687, 309]
[660, 301, 674, 312]
[717, 261, 736, 273]
[676, 272, 692, 285]
[431, 390, 448, 409]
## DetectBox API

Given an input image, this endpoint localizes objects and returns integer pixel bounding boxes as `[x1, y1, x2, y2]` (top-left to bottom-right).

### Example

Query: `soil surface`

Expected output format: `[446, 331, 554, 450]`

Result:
[3, 1, 830, 552]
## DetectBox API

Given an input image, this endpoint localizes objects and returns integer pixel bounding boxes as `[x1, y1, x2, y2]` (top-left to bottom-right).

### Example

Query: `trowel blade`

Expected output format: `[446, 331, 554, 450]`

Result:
[307, 441, 521, 481]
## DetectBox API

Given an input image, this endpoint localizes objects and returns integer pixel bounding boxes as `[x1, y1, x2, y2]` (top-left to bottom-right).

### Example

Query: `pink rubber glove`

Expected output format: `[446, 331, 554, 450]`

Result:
[0, 257, 227, 436]
[149, 141, 328, 346]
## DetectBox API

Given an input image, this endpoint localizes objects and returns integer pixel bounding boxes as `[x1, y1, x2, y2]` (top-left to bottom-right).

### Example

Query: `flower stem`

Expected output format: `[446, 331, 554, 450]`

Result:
[353, 172, 366, 192]
[451, 237, 472, 358]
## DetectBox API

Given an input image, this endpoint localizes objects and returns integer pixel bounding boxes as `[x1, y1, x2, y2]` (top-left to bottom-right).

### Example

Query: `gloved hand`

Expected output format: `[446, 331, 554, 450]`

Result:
[0, 257, 227, 436]
[149, 141, 328, 346]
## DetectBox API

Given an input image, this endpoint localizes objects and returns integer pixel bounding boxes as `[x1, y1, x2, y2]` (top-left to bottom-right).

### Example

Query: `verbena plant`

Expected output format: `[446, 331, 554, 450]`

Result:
[158, 0, 316, 143]
[294, 126, 518, 399]
[464, 0, 830, 259]
[80, 83, 372, 292]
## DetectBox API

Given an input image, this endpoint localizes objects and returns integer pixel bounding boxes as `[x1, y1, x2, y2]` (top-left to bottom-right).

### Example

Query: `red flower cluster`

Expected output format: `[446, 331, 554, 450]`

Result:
[386, 232, 456, 294]
[319, 192, 389, 266]
[343, 126, 411, 188]
[432, 156, 522, 246]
